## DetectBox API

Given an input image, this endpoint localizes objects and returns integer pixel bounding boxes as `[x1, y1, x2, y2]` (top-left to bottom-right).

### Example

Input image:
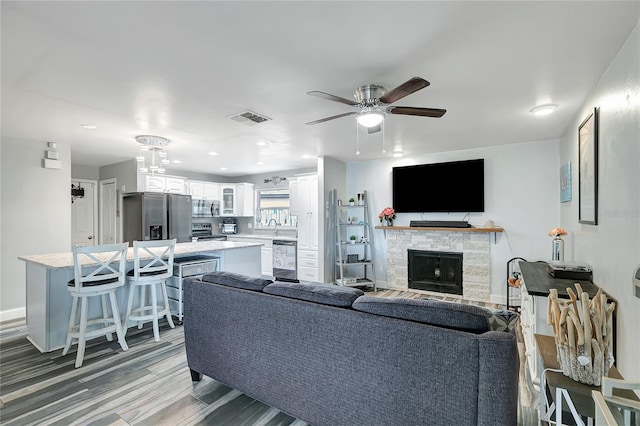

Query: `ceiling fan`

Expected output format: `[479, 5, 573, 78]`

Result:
[305, 77, 446, 132]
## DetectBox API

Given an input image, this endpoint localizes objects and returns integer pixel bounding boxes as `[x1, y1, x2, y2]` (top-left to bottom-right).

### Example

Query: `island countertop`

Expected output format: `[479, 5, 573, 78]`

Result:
[18, 240, 264, 270]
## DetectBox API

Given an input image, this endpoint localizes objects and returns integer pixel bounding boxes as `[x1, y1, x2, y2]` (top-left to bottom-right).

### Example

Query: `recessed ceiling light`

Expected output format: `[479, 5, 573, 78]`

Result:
[302, 154, 312, 159]
[256, 141, 267, 146]
[530, 104, 557, 116]
[208, 151, 219, 156]
[220, 167, 228, 171]
[172, 160, 182, 164]
[81, 124, 97, 129]
[392, 150, 404, 158]
[257, 161, 265, 165]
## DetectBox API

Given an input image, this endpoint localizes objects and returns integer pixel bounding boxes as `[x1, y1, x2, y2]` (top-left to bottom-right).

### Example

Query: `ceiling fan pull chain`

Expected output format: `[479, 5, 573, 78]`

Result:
[355, 120, 360, 156]
[381, 120, 386, 154]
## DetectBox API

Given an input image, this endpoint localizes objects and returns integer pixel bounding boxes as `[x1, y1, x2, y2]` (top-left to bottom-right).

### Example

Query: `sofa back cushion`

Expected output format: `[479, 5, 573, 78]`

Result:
[201, 271, 272, 291]
[352, 296, 518, 333]
[264, 281, 363, 307]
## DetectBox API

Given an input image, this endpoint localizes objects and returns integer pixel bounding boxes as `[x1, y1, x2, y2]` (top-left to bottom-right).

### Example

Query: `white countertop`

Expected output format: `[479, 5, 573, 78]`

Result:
[18, 240, 262, 269]
[227, 233, 297, 241]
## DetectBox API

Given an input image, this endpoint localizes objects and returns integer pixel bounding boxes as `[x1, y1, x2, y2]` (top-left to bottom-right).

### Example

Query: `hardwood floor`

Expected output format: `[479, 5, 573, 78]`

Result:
[1, 291, 539, 425]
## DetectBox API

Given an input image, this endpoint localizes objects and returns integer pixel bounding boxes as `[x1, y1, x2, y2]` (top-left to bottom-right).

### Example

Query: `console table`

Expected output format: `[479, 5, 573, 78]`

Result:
[518, 261, 607, 388]
[536, 334, 638, 425]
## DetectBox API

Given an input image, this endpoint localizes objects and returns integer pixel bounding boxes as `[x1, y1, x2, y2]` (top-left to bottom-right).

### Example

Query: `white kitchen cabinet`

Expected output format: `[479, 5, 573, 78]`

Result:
[221, 185, 236, 215]
[291, 174, 319, 281]
[220, 183, 254, 216]
[145, 175, 186, 194]
[294, 174, 318, 251]
[203, 182, 220, 200]
[188, 181, 204, 199]
[261, 246, 273, 276]
[236, 183, 255, 216]
[189, 181, 220, 200]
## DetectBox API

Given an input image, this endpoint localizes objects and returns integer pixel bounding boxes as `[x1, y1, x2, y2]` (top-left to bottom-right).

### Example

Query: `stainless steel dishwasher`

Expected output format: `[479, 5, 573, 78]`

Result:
[272, 240, 297, 280]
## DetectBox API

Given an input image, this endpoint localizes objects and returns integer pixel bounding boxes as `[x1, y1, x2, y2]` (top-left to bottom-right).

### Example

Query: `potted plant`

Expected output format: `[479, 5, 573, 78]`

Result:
[349, 197, 355, 206]
[349, 235, 357, 244]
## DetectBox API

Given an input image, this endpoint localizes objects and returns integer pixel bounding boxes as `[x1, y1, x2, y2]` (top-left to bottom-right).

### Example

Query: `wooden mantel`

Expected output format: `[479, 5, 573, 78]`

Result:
[374, 226, 504, 233]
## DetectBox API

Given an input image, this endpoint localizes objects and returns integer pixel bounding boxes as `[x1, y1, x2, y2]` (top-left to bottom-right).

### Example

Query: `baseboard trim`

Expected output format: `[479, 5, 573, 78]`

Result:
[0, 307, 26, 323]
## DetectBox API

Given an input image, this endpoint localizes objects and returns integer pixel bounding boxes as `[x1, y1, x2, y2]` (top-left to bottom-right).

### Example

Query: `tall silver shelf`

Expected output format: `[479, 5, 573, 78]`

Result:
[332, 189, 376, 291]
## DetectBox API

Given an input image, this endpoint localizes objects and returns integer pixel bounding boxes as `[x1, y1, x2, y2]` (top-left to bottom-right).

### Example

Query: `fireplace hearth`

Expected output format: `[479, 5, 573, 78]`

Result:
[408, 250, 463, 295]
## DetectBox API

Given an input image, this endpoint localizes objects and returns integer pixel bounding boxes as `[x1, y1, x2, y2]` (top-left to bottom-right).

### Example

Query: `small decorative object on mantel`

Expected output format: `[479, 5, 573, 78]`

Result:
[349, 198, 355, 206]
[547, 284, 615, 386]
[378, 207, 396, 227]
[548, 227, 568, 262]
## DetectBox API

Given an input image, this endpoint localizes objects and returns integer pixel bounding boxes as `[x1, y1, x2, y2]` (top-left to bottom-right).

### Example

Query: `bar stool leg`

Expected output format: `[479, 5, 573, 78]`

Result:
[109, 291, 128, 351]
[101, 294, 113, 342]
[62, 296, 79, 356]
[138, 286, 146, 329]
[124, 283, 135, 337]
[161, 280, 175, 329]
[76, 296, 89, 368]
[151, 283, 160, 342]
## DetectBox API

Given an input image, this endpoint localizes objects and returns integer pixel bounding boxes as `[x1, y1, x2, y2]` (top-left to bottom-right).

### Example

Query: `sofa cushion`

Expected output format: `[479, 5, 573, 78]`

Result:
[263, 281, 364, 307]
[201, 271, 273, 292]
[352, 296, 519, 333]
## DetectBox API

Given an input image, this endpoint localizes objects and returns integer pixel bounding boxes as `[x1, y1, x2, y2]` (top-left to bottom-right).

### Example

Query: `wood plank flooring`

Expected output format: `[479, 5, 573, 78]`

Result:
[1, 290, 539, 425]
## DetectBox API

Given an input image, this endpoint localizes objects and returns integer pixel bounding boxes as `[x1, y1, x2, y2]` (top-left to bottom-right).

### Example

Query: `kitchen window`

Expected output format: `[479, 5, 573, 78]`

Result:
[257, 189, 296, 228]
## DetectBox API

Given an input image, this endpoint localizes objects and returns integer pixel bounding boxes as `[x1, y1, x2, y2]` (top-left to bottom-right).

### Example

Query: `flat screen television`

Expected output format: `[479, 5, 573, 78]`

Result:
[392, 159, 484, 213]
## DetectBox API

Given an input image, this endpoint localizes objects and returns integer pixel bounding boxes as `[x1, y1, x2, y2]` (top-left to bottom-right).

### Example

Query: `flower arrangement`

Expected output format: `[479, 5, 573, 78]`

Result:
[378, 207, 396, 224]
[548, 227, 568, 237]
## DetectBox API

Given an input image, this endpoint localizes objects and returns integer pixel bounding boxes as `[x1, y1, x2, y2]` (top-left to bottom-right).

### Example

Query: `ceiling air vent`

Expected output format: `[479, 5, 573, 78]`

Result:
[229, 110, 271, 126]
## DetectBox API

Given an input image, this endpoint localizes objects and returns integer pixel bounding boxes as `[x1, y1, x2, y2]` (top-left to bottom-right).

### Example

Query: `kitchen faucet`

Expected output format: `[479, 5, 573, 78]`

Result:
[267, 219, 278, 235]
[268, 218, 278, 235]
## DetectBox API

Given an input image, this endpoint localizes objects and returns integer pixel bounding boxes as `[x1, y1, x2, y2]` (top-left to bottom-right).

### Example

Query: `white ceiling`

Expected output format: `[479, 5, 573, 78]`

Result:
[2, 1, 638, 176]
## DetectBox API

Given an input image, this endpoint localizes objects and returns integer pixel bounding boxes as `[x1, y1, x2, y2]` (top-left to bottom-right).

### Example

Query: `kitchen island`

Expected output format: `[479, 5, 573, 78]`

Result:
[19, 241, 263, 352]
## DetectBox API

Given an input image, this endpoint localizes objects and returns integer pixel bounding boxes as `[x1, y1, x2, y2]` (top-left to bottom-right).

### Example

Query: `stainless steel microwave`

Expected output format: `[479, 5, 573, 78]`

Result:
[192, 199, 220, 217]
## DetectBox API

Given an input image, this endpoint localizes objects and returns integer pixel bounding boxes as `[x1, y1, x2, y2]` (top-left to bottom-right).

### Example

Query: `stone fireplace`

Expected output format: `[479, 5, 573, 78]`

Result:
[384, 228, 492, 301]
[408, 250, 463, 295]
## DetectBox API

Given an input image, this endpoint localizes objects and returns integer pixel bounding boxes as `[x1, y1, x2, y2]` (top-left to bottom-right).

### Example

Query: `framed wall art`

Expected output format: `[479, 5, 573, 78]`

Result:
[560, 161, 572, 203]
[578, 107, 599, 224]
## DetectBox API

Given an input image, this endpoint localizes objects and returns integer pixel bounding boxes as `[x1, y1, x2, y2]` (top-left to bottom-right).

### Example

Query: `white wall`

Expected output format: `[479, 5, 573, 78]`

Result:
[71, 164, 100, 181]
[559, 20, 640, 380]
[1, 139, 71, 316]
[347, 139, 560, 299]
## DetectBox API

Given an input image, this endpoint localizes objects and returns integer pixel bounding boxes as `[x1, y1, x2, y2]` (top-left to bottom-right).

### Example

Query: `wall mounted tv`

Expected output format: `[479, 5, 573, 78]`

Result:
[392, 159, 485, 213]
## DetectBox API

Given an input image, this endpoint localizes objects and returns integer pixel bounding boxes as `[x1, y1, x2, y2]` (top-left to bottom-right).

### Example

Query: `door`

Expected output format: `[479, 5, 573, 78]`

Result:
[71, 179, 97, 247]
[99, 178, 118, 244]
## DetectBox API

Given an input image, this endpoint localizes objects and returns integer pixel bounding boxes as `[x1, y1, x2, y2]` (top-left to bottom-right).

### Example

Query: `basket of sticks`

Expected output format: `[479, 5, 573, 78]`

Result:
[547, 283, 615, 386]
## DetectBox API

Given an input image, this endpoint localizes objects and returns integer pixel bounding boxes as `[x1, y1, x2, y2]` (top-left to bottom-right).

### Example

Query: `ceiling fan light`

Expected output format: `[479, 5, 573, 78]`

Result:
[357, 111, 384, 128]
[530, 103, 557, 116]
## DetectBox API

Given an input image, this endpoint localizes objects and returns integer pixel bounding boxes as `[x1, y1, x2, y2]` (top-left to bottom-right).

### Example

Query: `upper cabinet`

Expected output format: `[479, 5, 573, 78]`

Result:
[145, 175, 186, 194]
[218, 183, 255, 217]
[189, 181, 220, 200]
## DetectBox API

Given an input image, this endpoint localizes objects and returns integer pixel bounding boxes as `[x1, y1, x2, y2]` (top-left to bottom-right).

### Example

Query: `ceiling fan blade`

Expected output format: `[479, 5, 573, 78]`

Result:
[305, 111, 357, 125]
[386, 106, 446, 118]
[307, 91, 358, 106]
[367, 124, 382, 134]
[379, 77, 430, 104]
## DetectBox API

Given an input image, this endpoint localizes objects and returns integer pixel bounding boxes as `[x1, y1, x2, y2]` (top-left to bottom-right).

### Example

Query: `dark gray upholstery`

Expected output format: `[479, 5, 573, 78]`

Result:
[184, 276, 519, 426]
[201, 271, 272, 291]
[264, 281, 364, 307]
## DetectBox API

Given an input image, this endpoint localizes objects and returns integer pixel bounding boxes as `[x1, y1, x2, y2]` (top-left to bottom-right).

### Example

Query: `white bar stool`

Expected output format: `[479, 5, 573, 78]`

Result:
[124, 239, 176, 342]
[62, 243, 129, 368]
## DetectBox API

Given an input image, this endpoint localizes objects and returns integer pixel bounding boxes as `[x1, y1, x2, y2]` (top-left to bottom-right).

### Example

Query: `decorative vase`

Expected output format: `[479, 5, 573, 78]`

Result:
[386, 218, 393, 227]
[551, 235, 565, 262]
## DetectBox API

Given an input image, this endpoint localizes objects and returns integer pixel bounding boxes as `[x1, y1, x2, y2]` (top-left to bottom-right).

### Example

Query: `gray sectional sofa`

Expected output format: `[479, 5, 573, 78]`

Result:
[183, 272, 520, 426]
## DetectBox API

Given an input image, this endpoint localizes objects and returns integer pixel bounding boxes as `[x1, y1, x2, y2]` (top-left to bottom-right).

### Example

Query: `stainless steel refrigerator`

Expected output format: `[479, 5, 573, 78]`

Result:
[123, 192, 192, 245]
